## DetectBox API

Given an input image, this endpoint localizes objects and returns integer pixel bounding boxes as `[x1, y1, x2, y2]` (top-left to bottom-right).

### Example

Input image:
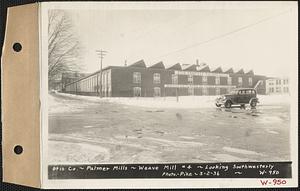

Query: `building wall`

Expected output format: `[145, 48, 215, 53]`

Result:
[64, 65, 268, 97]
[64, 69, 111, 97]
[61, 73, 89, 91]
[111, 67, 172, 97]
[229, 73, 266, 94]
[266, 78, 289, 94]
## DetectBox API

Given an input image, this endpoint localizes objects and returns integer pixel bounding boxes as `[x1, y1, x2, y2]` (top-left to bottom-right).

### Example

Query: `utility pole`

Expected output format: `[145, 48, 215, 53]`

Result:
[96, 49, 107, 98]
[176, 87, 179, 102]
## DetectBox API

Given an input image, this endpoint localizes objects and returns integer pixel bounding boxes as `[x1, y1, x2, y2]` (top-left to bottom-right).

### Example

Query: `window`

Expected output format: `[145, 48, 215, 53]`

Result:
[154, 87, 161, 97]
[227, 88, 232, 93]
[202, 87, 208, 95]
[133, 87, 141, 97]
[202, 76, 208, 84]
[238, 77, 243, 86]
[188, 74, 193, 84]
[133, 72, 141, 83]
[245, 90, 253, 94]
[284, 87, 289, 93]
[276, 80, 281, 85]
[188, 87, 194, 96]
[215, 76, 220, 85]
[276, 87, 281, 93]
[108, 87, 111, 97]
[91, 77, 94, 91]
[153, 73, 160, 84]
[104, 73, 107, 87]
[248, 77, 253, 86]
[227, 77, 232, 85]
[215, 88, 220, 95]
[172, 74, 178, 84]
[269, 87, 274, 93]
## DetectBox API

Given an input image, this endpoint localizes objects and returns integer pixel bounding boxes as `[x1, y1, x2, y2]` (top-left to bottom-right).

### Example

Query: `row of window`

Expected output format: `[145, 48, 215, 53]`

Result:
[133, 72, 162, 84]
[133, 87, 161, 97]
[276, 79, 289, 85]
[269, 87, 289, 93]
[186, 87, 229, 95]
[132, 87, 234, 97]
[133, 72, 253, 86]
[269, 79, 289, 86]
[238, 89, 256, 95]
[65, 72, 111, 92]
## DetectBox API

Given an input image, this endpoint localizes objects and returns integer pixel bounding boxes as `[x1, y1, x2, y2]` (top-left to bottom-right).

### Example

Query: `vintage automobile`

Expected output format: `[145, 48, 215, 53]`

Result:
[215, 88, 259, 108]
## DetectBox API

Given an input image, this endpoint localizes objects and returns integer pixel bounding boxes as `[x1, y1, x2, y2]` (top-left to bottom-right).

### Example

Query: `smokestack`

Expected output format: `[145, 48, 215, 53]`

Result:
[196, 59, 199, 66]
[124, 60, 127, 66]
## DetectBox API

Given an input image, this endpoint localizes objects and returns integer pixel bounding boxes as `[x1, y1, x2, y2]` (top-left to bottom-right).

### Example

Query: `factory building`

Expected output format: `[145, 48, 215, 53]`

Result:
[64, 60, 267, 97]
[61, 72, 90, 91]
[266, 77, 289, 95]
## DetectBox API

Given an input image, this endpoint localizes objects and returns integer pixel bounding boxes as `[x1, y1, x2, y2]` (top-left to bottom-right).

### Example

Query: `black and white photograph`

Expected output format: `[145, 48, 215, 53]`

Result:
[41, 1, 298, 188]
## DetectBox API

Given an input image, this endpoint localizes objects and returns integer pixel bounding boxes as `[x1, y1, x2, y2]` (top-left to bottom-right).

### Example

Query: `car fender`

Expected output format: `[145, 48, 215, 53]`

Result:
[225, 98, 233, 104]
[249, 97, 259, 104]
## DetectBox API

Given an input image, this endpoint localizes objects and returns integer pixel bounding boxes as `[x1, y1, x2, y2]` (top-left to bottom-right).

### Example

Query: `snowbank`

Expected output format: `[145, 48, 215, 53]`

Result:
[105, 95, 290, 108]
[258, 94, 291, 105]
[50, 92, 290, 109]
[48, 93, 97, 114]
[105, 96, 218, 108]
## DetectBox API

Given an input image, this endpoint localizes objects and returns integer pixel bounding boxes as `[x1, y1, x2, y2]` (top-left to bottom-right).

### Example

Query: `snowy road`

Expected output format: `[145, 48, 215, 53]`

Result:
[48, 93, 290, 164]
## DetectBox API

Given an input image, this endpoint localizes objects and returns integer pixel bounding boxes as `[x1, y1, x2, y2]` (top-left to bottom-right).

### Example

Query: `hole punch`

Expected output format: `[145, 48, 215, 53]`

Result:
[14, 145, 23, 155]
[13, 42, 22, 52]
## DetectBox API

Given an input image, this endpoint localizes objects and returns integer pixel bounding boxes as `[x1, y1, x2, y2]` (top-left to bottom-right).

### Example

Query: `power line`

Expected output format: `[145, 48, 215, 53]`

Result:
[154, 8, 293, 60]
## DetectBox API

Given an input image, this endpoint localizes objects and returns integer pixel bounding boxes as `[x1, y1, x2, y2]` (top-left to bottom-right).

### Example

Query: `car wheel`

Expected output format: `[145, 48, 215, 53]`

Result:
[225, 100, 232, 108]
[215, 103, 221, 107]
[250, 100, 257, 108]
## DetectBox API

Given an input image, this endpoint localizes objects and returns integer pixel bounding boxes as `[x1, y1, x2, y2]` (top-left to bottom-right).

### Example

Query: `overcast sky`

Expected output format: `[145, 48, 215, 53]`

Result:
[62, 2, 297, 77]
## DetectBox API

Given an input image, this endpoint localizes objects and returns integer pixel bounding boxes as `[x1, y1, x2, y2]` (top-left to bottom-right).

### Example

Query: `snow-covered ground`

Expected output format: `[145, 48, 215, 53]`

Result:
[49, 92, 290, 111]
[48, 93, 290, 164]
[48, 93, 98, 114]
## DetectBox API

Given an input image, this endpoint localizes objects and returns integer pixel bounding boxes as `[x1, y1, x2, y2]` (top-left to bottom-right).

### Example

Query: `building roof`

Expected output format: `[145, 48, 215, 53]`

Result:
[211, 66, 223, 73]
[245, 70, 254, 75]
[197, 65, 210, 72]
[62, 72, 89, 78]
[266, 76, 288, 80]
[182, 64, 198, 71]
[236, 69, 244, 74]
[182, 63, 211, 72]
[148, 61, 165, 69]
[224, 68, 234, 73]
[167, 63, 182, 70]
[128, 59, 146, 68]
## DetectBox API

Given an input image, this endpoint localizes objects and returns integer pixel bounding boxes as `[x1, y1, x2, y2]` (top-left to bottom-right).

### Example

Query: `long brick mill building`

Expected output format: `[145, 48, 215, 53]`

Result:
[63, 60, 267, 97]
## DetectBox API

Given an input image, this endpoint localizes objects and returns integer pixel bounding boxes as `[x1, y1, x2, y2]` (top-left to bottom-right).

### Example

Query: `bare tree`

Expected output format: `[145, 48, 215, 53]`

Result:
[48, 10, 82, 88]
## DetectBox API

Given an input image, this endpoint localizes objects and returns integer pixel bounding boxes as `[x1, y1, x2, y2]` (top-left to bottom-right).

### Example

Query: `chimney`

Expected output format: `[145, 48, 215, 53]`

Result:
[124, 60, 127, 66]
[196, 59, 199, 66]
